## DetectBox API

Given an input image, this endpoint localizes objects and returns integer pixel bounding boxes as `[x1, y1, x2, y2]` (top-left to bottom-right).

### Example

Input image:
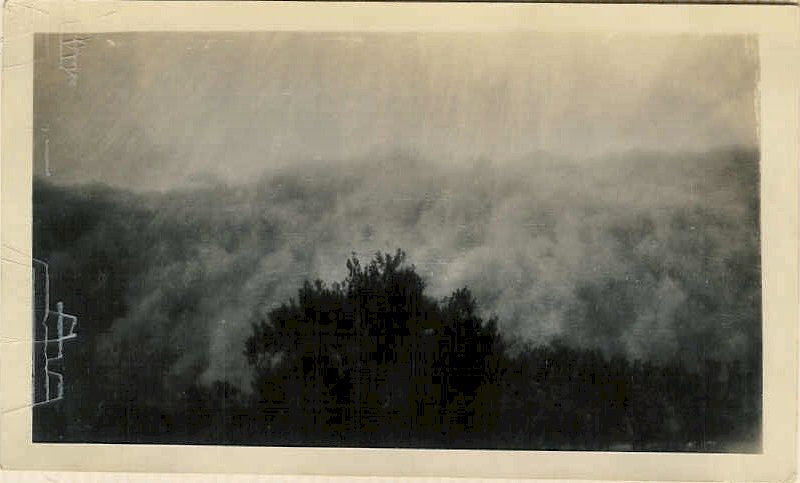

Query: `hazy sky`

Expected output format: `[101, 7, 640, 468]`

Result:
[34, 32, 758, 190]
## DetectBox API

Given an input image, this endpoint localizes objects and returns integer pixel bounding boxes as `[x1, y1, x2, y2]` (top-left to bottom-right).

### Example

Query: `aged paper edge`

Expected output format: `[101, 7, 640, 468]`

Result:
[1, 1, 797, 480]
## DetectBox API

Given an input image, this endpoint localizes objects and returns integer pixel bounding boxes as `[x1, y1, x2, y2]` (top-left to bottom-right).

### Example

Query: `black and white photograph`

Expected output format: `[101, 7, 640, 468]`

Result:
[29, 29, 763, 453]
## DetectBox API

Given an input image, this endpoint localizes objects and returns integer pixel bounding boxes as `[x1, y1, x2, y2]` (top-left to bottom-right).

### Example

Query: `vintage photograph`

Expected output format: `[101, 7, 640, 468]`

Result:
[30, 31, 762, 452]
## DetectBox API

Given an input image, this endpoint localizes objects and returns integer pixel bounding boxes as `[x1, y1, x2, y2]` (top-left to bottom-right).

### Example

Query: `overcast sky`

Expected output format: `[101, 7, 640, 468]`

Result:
[34, 32, 758, 190]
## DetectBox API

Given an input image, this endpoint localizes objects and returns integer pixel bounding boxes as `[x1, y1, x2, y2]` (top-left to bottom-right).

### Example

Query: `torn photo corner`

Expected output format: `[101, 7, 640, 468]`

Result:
[1, 1, 798, 480]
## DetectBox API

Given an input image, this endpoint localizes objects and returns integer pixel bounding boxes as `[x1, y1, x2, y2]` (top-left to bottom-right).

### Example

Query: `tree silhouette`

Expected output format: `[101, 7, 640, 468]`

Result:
[244, 249, 504, 446]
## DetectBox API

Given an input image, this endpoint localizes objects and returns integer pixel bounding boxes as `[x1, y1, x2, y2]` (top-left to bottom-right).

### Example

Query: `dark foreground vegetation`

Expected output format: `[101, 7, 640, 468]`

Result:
[35, 249, 760, 451]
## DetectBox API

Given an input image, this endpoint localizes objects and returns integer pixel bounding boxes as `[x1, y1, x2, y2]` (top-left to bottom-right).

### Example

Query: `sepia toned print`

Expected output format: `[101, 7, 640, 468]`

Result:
[2, 3, 799, 481]
[30, 31, 762, 452]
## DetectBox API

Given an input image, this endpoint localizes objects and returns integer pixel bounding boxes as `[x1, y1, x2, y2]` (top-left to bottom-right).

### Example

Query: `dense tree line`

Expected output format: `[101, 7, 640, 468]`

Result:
[33, 246, 760, 451]
[162, 250, 758, 450]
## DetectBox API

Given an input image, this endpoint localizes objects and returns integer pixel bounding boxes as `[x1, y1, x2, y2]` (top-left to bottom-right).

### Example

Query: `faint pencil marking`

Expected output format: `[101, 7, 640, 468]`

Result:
[1, 256, 28, 267]
[2, 243, 30, 258]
